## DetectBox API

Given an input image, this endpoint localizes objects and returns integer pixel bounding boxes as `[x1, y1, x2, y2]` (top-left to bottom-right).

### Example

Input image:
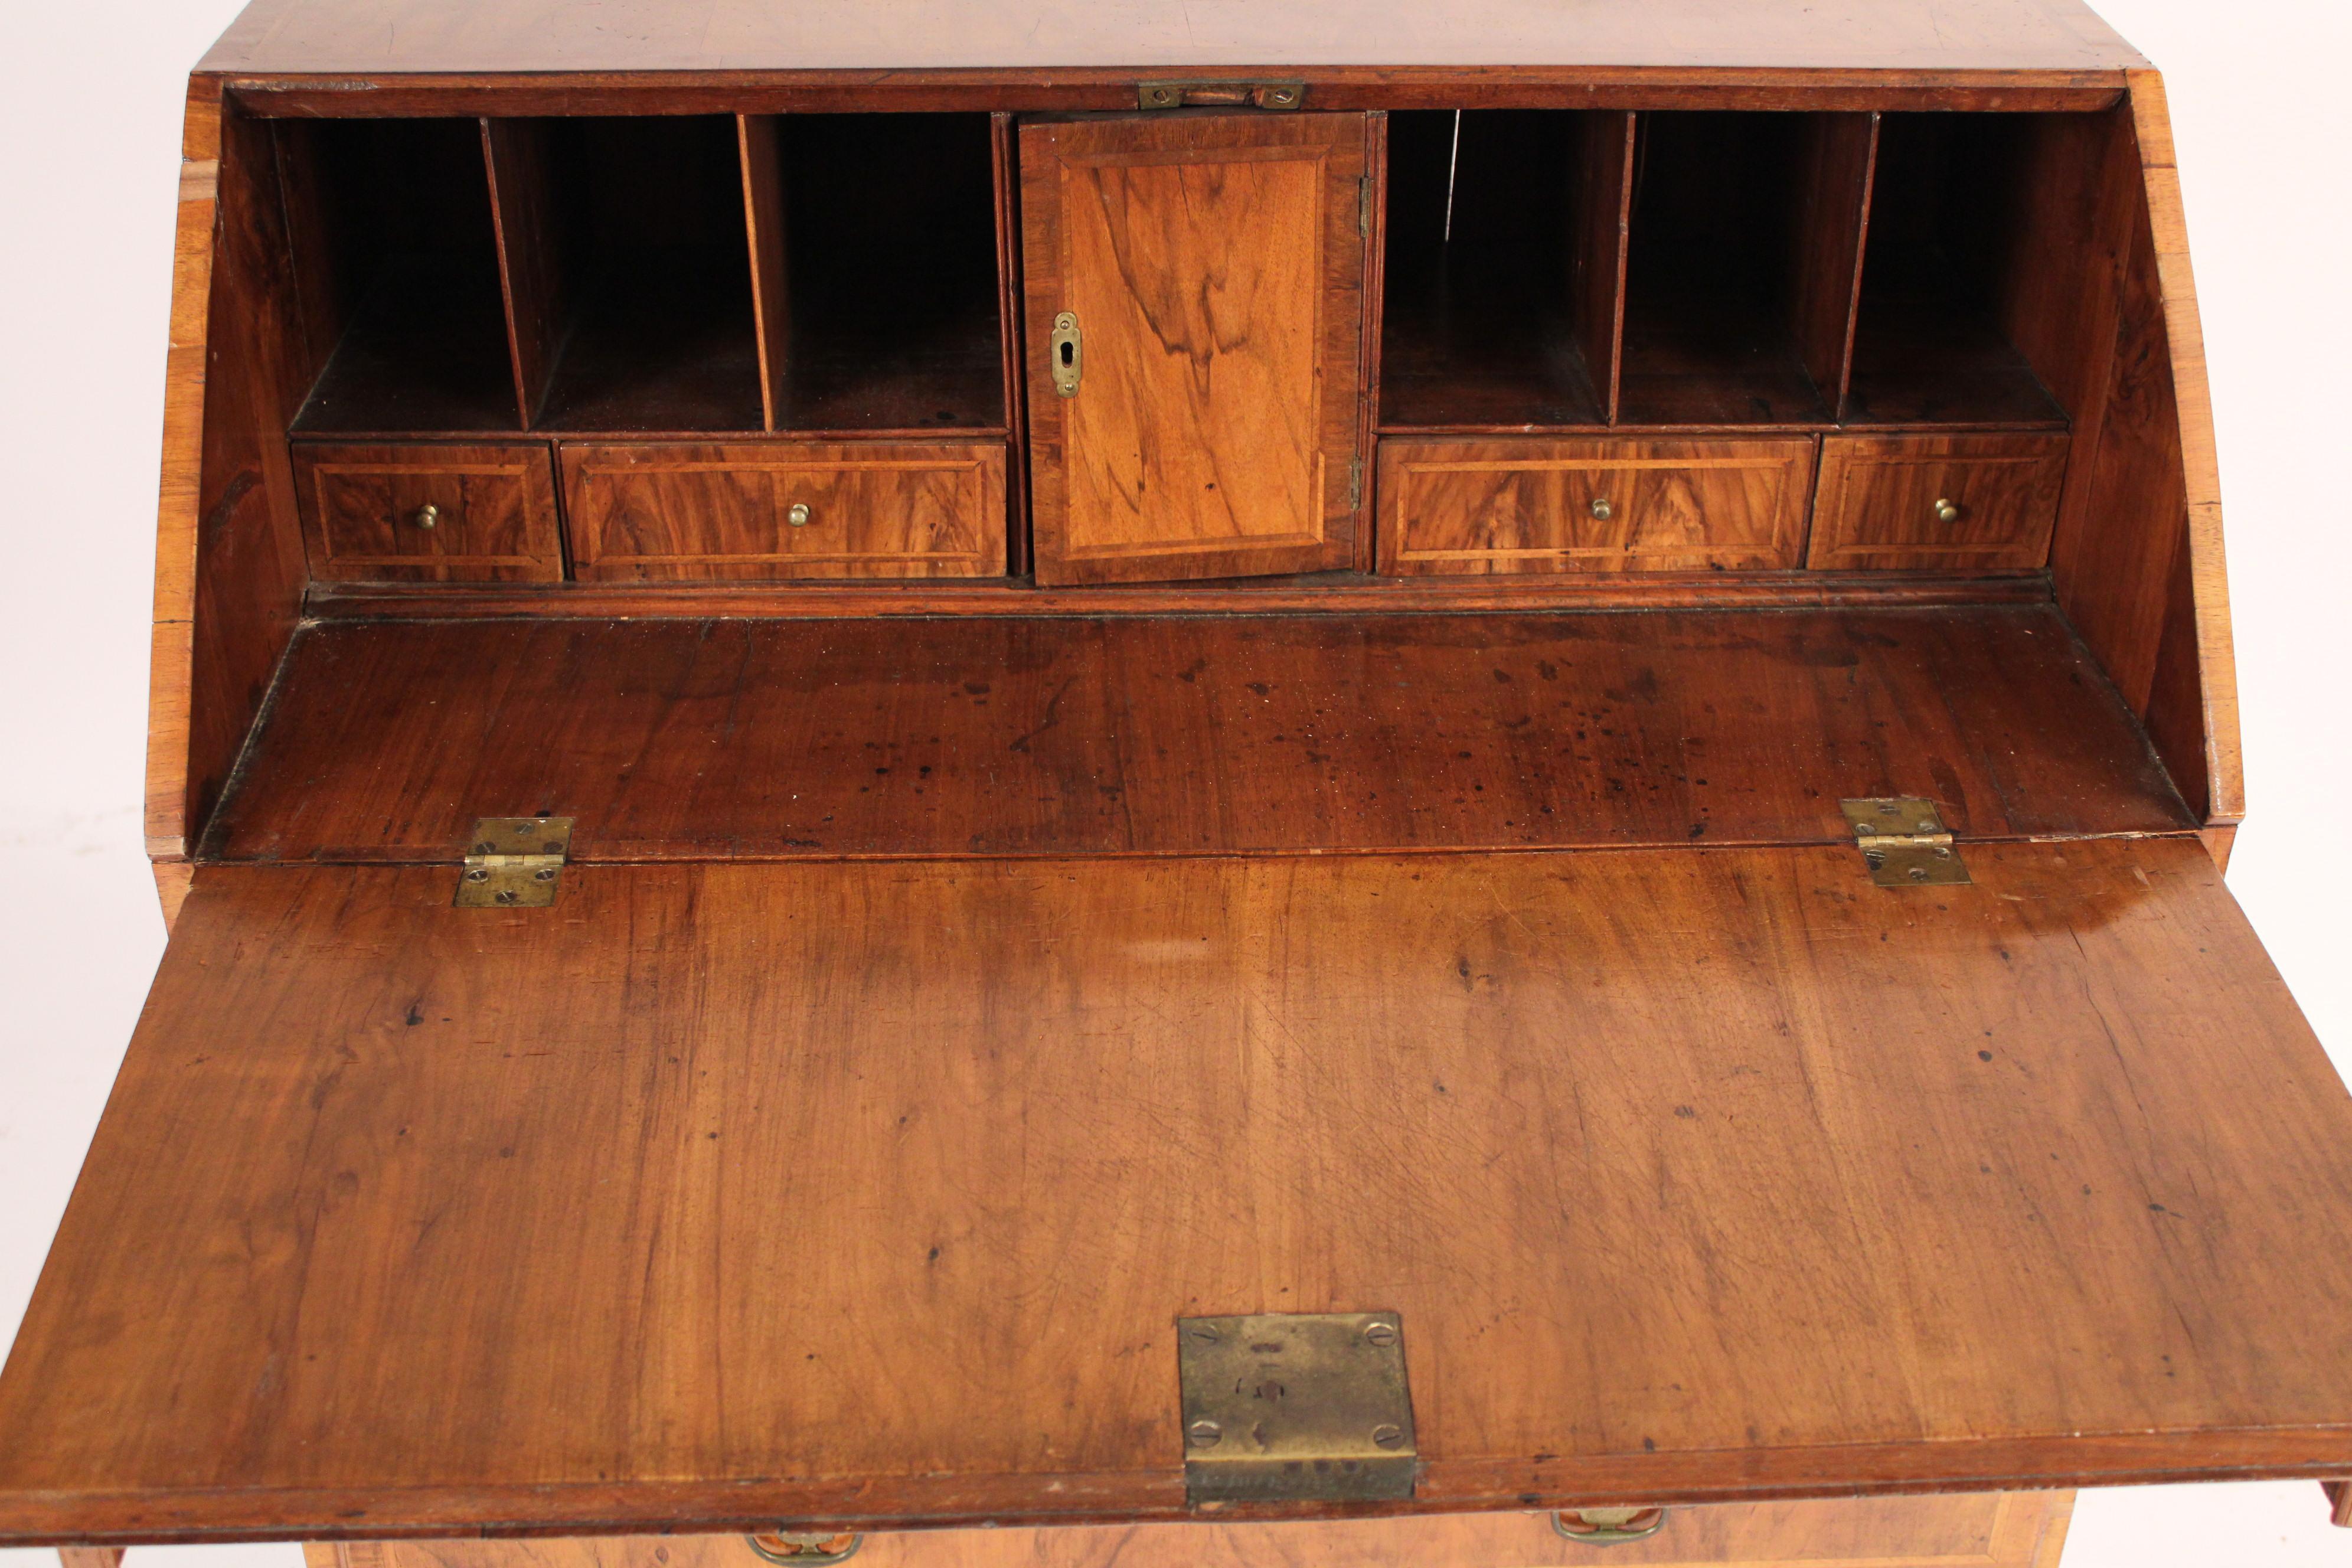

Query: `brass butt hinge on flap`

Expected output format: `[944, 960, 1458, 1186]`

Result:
[1348, 456, 1363, 511]
[456, 816, 573, 907]
[1177, 1311, 1416, 1504]
[1841, 798, 1969, 888]
[1358, 175, 1373, 236]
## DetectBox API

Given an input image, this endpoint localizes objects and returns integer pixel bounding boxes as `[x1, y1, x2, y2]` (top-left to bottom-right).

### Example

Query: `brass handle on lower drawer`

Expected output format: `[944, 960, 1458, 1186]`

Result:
[411, 503, 440, 530]
[1933, 497, 1961, 524]
[1589, 497, 1614, 521]
[1553, 1507, 1668, 1545]
[747, 1532, 862, 1564]
[788, 502, 812, 528]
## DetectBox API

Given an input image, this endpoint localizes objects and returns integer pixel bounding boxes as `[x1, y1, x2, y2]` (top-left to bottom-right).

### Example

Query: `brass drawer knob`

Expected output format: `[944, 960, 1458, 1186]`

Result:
[788, 502, 812, 527]
[1933, 497, 1961, 524]
[1553, 1507, 1668, 1545]
[747, 1533, 861, 1565]
[1589, 497, 1614, 522]
[411, 502, 440, 530]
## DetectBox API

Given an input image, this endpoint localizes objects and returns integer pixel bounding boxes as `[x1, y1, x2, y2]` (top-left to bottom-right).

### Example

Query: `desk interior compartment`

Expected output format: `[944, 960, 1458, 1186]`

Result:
[1617, 111, 1873, 426]
[483, 115, 766, 433]
[739, 113, 1010, 435]
[1378, 110, 1633, 430]
[279, 118, 523, 434]
[1844, 113, 2095, 427]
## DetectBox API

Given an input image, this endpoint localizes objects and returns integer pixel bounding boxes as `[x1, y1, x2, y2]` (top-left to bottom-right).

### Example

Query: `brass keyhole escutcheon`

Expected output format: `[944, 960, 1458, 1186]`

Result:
[411, 502, 440, 530]
[1590, 498, 1614, 522]
[788, 502, 812, 527]
[1050, 311, 1083, 397]
[1933, 497, 1961, 524]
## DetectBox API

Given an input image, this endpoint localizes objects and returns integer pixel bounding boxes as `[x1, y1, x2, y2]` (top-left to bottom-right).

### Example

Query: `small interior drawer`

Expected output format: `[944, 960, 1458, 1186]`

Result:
[1374, 436, 1817, 573]
[560, 440, 1008, 580]
[1807, 432, 2069, 571]
[291, 440, 564, 583]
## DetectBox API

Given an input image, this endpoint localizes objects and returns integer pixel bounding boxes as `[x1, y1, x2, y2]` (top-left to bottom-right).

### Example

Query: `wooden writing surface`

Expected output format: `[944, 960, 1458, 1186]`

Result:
[4, 839, 2351, 1543]
[197, 607, 2192, 864]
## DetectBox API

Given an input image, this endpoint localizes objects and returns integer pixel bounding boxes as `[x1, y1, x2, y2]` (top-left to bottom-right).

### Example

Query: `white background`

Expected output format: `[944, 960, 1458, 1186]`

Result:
[1, 1, 2346, 1564]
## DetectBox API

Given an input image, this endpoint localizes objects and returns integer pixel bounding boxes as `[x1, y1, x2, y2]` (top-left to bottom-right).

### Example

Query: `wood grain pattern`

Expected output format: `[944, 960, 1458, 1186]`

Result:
[198, 607, 2188, 865]
[299, 1491, 2073, 1568]
[1375, 437, 1815, 573]
[560, 441, 1006, 580]
[8, 840, 2352, 1544]
[1023, 113, 1366, 586]
[1808, 433, 2067, 571]
[197, 0, 2147, 75]
[144, 80, 226, 868]
[2125, 71, 2243, 831]
[154, 99, 315, 868]
[292, 442, 564, 583]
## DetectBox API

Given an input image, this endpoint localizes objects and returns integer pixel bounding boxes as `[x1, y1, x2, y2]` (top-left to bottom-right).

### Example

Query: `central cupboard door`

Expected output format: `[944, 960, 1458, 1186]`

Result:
[1021, 113, 1370, 586]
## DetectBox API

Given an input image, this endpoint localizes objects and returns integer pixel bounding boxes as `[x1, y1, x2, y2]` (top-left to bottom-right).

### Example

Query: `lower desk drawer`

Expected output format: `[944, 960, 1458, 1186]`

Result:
[1375, 436, 1817, 574]
[560, 440, 1008, 581]
[302, 1491, 2073, 1568]
[1807, 433, 2069, 571]
[292, 440, 564, 584]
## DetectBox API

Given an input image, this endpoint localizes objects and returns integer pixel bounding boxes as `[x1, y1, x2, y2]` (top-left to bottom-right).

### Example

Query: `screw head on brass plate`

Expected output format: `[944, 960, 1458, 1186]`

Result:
[1176, 1311, 1415, 1503]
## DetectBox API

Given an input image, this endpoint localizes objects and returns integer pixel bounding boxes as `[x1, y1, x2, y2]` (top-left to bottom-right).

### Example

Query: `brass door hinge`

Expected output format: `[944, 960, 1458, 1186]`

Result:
[1841, 798, 1969, 887]
[1138, 80, 1304, 111]
[1359, 174, 1373, 236]
[456, 816, 573, 907]
[1177, 1312, 1416, 1504]
[1348, 455, 1363, 511]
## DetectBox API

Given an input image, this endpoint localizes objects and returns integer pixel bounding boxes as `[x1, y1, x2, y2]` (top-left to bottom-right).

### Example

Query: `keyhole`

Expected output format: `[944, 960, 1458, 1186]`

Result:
[1059, 341, 1074, 367]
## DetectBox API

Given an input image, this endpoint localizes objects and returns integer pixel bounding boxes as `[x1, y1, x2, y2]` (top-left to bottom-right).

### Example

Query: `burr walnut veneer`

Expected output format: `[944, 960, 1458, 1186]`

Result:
[0, 2, 2341, 1567]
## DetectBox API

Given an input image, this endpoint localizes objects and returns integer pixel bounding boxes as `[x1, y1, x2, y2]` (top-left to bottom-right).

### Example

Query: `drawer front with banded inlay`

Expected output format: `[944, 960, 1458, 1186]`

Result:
[292, 440, 564, 584]
[1807, 432, 2070, 571]
[560, 440, 1008, 581]
[1375, 437, 1818, 574]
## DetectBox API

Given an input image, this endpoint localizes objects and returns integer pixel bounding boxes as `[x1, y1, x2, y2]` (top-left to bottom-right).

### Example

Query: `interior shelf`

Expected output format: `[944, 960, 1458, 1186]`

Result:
[1377, 110, 1627, 430]
[754, 113, 1007, 433]
[1845, 114, 2071, 426]
[1617, 112, 1866, 426]
[282, 119, 522, 434]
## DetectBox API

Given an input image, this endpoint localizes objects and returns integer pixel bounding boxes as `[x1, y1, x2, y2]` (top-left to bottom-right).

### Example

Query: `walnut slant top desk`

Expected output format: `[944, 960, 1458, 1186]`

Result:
[5, 4, 2350, 1568]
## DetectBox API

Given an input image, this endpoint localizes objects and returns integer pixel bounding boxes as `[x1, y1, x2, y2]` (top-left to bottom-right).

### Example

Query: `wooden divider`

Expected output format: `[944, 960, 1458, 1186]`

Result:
[1794, 112, 1878, 421]
[1575, 110, 1636, 422]
[737, 114, 790, 432]
[481, 117, 564, 426]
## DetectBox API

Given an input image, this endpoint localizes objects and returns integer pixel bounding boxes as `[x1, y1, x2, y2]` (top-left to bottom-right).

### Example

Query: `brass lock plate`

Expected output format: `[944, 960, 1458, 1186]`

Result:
[1177, 1312, 1415, 1504]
